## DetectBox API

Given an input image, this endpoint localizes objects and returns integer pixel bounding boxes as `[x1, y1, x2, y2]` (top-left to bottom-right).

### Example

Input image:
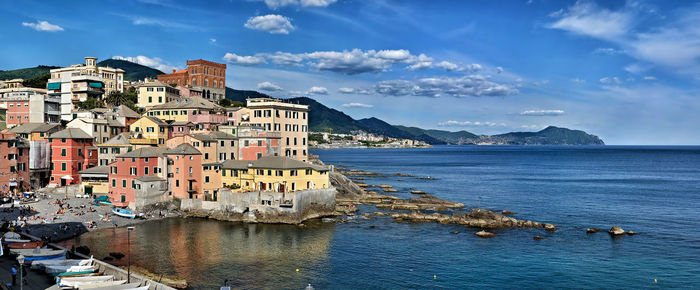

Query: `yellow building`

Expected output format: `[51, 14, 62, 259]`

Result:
[221, 156, 330, 192]
[129, 116, 170, 146]
[135, 79, 180, 110]
[145, 96, 220, 122]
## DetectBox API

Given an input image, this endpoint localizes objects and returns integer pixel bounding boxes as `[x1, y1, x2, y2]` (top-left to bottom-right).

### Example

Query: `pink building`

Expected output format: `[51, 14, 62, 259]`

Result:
[164, 143, 202, 200]
[237, 125, 281, 160]
[108, 147, 165, 207]
[189, 111, 226, 130]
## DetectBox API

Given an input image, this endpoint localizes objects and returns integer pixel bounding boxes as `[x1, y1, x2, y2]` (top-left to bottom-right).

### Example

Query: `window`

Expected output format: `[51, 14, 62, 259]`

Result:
[267, 170, 272, 176]
[61, 163, 66, 171]
[122, 179, 127, 188]
[61, 149, 66, 156]
[290, 170, 298, 176]
[132, 180, 136, 189]
[205, 176, 210, 183]
[176, 180, 180, 187]
[148, 97, 152, 103]
[130, 167, 137, 175]
[112, 179, 116, 187]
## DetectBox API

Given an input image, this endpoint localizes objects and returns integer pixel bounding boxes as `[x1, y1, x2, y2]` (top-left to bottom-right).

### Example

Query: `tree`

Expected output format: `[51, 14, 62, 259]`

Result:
[75, 97, 106, 110]
[22, 73, 50, 89]
[218, 98, 232, 107]
[104, 91, 129, 106]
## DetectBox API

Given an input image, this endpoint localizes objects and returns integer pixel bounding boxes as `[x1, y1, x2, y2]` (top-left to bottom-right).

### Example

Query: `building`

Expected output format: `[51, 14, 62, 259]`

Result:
[97, 133, 133, 166]
[28, 90, 61, 124]
[47, 57, 123, 121]
[235, 124, 281, 160]
[241, 98, 309, 161]
[220, 156, 330, 192]
[130, 116, 171, 146]
[67, 117, 112, 144]
[9, 123, 62, 189]
[157, 59, 226, 101]
[108, 147, 166, 207]
[135, 79, 180, 110]
[79, 165, 109, 197]
[145, 96, 222, 123]
[0, 131, 30, 192]
[0, 79, 23, 89]
[48, 128, 98, 186]
[0, 93, 29, 128]
[163, 143, 202, 200]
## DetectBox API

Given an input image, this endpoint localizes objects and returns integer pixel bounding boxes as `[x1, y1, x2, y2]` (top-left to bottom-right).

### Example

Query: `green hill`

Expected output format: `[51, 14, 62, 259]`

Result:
[97, 59, 164, 82]
[0, 65, 58, 80]
[226, 87, 272, 103]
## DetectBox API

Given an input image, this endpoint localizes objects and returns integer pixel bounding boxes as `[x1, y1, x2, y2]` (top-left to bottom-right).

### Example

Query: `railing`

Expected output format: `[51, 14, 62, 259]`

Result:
[130, 138, 158, 145]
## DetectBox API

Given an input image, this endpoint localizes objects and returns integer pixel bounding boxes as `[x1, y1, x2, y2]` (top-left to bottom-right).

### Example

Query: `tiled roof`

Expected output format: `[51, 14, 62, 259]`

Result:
[79, 165, 109, 175]
[9, 123, 61, 134]
[118, 147, 165, 158]
[48, 128, 92, 139]
[164, 143, 201, 155]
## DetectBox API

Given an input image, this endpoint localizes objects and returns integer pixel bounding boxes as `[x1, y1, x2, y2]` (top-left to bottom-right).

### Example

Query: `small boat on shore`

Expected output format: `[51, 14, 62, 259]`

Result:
[46, 265, 96, 275]
[10, 248, 67, 261]
[58, 275, 114, 288]
[32, 257, 91, 270]
[7, 240, 45, 249]
[112, 208, 136, 219]
[77, 280, 131, 290]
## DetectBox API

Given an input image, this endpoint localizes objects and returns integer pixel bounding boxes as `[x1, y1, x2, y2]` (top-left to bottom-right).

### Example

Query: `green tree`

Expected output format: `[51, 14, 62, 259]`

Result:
[22, 73, 50, 89]
[218, 98, 232, 107]
[75, 97, 106, 110]
[104, 91, 129, 106]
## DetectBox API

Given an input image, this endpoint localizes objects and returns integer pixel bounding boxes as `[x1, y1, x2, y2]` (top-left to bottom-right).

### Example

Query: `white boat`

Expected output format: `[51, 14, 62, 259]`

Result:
[10, 247, 67, 261]
[32, 257, 92, 270]
[124, 286, 149, 290]
[77, 280, 130, 289]
[45, 265, 96, 275]
[3, 238, 31, 244]
[58, 275, 115, 288]
[3, 231, 21, 239]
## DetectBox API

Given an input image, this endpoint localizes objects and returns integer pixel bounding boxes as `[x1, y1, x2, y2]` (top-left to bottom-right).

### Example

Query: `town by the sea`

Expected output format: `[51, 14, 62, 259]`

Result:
[60, 145, 700, 289]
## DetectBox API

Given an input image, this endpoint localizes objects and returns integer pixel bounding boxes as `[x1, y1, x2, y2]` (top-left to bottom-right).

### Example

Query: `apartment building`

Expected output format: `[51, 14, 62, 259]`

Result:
[135, 79, 180, 110]
[48, 128, 98, 186]
[0, 131, 30, 192]
[108, 147, 166, 207]
[240, 98, 309, 161]
[157, 59, 226, 101]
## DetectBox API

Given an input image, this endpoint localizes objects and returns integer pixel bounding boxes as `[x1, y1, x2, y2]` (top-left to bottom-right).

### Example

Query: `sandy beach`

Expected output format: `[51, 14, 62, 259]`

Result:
[0, 196, 174, 242]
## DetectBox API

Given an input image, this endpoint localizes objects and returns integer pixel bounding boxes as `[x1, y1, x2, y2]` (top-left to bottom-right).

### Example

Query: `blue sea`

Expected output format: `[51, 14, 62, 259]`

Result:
[62, 146, 700, 289]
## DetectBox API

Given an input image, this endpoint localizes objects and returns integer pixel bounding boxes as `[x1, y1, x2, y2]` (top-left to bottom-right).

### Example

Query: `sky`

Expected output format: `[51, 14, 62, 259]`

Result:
[1, 0, 699, 144]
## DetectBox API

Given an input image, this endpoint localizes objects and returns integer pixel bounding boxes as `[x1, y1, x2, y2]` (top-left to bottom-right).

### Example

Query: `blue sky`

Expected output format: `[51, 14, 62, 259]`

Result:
[1, 0, 700, 144]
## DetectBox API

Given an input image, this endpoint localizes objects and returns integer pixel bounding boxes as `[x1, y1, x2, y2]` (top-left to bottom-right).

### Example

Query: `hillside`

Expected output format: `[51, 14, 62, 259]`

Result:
[467, 126, 605, 145]
[0, 65, 57, 80]
[394, 125, 477, 144]
[226, 87, 272, 103]
[97, 59, 164, 82]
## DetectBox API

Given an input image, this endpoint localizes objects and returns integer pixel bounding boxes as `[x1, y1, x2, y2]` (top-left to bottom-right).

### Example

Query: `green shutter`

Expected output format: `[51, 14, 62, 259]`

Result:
[47, 82, 61, 90]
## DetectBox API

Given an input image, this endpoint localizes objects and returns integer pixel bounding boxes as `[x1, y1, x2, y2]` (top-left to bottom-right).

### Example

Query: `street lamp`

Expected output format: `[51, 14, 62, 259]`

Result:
[17, 254, 25, 290]
[127, 226, 135, 283]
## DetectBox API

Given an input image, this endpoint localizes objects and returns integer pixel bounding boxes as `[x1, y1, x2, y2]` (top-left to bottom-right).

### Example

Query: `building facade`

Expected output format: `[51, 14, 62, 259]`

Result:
[157, 59, 226, 101]
[108, 147, 165, 207]
[135, 79, 180, 110]
[164, 143, 202, 200]
[48, 128, 98, 186]
[241, 98, 309, 161]
[0, 131, 30, 192]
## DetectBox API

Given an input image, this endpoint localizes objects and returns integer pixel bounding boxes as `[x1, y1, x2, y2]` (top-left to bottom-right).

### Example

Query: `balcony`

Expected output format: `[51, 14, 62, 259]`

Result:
[130, 138, 158, 145]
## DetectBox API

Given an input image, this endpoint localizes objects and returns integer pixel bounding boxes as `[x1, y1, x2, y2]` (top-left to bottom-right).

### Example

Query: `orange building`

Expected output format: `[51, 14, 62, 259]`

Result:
[164, 143, 202, 200]
[48, 128, 98, 186]
[157, 59, 226, 101]
[0, 131, 29, 192]
[2, 98, 30, 128]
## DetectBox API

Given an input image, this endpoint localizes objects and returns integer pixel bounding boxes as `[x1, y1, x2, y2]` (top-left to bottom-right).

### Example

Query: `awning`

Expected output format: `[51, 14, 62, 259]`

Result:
[61, 175, 74, 180]
[89, 82, 103, 88]
[47, 82, 61, 90]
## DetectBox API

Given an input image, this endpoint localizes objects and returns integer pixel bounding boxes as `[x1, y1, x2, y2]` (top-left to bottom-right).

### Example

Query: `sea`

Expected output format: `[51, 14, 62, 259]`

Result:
[60, 146, 700, 289]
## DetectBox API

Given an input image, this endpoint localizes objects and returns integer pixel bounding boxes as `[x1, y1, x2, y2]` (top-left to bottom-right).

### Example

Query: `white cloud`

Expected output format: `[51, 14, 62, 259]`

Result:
[266, 52, 304, 66]
[571, 78, 586, 84]
[244, 14, 295, 34]
[124, 15, 197, 30]
[263, 0, 336, 9]
[304, 49, 419, 74]
[209, 38, 216, 44]
[643, 76, 657, 81]
[547, 1, 633, 40]
[308, 86, 328, 95]
[223, 52, 267, 66]
[520, 125, 544, 130]
[599, 76, 622, 84]
[592, 47, 624, 55]
[342, 102, 373, 108]
[112, 55, 177, 72]
[338, 87, 371, 95]
[435, 61, 458, 71]
[257, 81, 283, 91]
[21, 20, 63, 32]
[438, 120, 505, 127]
[375, 75, 518, 98]
[520, 109, 565, 116]
[406, 54, 434, 70]
[495, 66, 504, 74]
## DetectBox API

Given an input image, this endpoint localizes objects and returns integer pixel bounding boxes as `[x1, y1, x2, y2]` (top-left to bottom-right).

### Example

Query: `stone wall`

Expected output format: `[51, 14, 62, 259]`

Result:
[180, 188, 336, 224]
[132, 180, 169, 210]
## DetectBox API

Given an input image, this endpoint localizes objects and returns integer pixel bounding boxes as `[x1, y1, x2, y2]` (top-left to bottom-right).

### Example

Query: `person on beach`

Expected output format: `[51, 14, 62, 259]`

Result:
[11, 264, 17, 286]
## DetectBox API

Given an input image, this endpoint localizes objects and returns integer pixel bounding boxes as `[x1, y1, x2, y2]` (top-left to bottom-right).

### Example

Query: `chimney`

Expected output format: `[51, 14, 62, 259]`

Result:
[172, 69, 176, 73]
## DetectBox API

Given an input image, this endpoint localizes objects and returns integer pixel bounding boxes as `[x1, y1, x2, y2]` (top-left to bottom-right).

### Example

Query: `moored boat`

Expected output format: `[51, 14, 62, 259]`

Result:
[10, 248, 67, 261]
[112, 208, 136, 219]
[77, 280, 132, 290]
[46, 265, 96, 275]
[32, 258, 91, 270]
[58, 275, 114, 288]
[7, 240, 45, 249]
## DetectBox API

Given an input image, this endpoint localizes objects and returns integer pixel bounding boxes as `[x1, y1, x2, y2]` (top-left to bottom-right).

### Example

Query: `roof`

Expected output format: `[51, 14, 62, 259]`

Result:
[48, 128, 92, 139]
[118, 147, 165, 158]
[9, 123, 61, 134]
[164, 143, 201, 155]
[192, 133, 215, 142]
[79, 165, 109, 175]
[223, 156, 330, 171]
[107, 105, 141, 119]
[209, 131, 236, 140]
[134, 80, 170, 88]
[99, 133, 131, 146]
[170, 121, 192, 126]
[221, 160, 251, 170]
[148, 96, 220, 111]
[136, 176, 165, 182]
[106, 118, 123, 127]
[139, 116, 168, 126]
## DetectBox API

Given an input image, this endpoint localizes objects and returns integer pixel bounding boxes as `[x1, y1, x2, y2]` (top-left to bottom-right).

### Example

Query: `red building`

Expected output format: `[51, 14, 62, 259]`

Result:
[108, 147, 165, 207]
[164, 143, 202, 200]
[0, 131, 29, 192]
[237, 125, 281, 161]
[2, 99, 30, 128]
[157, 59, 226, 101]
[48, 128, 98, 186]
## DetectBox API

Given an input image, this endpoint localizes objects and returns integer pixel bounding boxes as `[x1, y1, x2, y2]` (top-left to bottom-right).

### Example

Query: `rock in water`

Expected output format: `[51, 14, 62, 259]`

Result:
[501, 210, 516, 215]
[608, 225, 625, 236]
[626, 231, 636, 235]
[451, 231, 460, 235]
[544, 224, 557, 231]
[475, 230, 496, 238]
[533, 235, 545, 240]
[586, 228, 600, 234]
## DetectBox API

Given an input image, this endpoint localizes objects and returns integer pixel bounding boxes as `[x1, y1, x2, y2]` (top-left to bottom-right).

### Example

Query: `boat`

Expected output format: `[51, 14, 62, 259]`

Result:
[3, 231, 22, 240]
[112, 208, 136, 219]
[78, 280, 133, 290]
[3, 238, 31, 244]
[46, 265, 96, 275]
[32, 258, 90, 270]
[124, 286, 149, 290]
[54, 269, 99, 277]
[10, 248, 67, 261]
[7, 240, 45, 249]
[58, 275, 114, 288]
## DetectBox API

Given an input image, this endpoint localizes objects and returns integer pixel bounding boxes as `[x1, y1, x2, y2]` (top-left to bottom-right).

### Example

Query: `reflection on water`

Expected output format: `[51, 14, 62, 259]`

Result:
[60, 218, 335, 289]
